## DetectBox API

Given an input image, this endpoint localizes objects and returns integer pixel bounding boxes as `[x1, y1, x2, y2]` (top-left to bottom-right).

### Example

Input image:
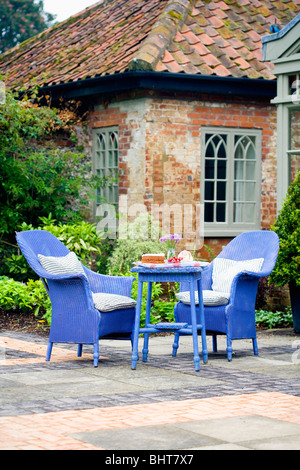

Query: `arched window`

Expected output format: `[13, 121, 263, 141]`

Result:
[93, 127, 119, 211]
[201, 127, 262, 236]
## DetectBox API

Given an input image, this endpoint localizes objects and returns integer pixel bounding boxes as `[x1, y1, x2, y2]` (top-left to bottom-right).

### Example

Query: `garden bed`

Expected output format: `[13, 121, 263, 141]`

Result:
[0, 310, 50, 336]
[0, 308, 295, 338]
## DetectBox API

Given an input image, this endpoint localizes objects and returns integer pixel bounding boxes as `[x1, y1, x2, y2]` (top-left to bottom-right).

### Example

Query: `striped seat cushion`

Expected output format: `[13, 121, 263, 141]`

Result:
[212, 258, 264, 294]
[92, 293, 136, 312]
[176, 290, 230, 306]
[38, 252, 85, 276]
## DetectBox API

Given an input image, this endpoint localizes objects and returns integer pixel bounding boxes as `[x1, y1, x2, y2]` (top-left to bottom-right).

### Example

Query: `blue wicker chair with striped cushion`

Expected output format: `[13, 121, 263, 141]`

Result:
[173, 231, 279, 361]
[16, 230, 136, 367]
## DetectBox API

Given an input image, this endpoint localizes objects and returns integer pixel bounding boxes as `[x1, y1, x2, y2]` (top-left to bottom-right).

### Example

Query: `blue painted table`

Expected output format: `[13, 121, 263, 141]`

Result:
[130, 263, 209, 371]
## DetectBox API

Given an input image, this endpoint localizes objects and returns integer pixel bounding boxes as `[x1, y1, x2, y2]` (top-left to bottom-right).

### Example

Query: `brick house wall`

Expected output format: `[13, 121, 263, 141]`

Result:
[88, 90, 277, 259]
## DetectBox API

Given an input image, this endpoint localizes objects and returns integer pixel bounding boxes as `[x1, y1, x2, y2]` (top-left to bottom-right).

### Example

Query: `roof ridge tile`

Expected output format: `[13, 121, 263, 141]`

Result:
[128, 0, 195, 71]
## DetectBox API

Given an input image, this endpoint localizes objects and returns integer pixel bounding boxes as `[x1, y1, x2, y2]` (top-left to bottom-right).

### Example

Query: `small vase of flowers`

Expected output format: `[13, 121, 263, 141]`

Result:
[159, 234, 181, 260]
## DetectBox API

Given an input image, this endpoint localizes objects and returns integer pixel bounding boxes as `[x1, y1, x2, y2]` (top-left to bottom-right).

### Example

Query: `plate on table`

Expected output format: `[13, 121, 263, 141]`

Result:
[132, 261, 209, 268]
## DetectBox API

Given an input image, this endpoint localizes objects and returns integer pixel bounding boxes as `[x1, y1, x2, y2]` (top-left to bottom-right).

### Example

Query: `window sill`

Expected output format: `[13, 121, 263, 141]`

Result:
[203, 226, 261, 238]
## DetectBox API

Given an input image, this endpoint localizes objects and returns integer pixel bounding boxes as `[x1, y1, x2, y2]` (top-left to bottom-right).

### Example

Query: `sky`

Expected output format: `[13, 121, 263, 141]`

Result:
[43, 0, 99, 23]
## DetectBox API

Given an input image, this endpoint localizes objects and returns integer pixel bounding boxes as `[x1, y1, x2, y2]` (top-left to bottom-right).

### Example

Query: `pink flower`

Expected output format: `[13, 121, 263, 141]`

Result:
[159, 234, 181, 248]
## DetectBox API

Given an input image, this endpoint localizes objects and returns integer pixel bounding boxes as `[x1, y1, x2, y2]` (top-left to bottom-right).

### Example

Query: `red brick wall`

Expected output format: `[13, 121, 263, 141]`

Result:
[87, 92, 277, 255]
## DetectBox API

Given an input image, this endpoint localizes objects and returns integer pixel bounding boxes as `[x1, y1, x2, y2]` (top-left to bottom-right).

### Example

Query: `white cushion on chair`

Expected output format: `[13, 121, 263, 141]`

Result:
[92, 293, 136, 312]
[212, 257, 264, 294]
[176, 290, 230, 306]
[38, 252, 86, 275]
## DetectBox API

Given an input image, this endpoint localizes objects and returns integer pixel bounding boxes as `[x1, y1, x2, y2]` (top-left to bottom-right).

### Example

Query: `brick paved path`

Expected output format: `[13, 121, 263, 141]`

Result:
[1, 330, 300, 450]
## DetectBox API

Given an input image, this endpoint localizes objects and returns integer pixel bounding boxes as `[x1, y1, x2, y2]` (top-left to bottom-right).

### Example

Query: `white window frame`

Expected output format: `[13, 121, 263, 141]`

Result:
[272, 73, 300, 209]
[92, 126, 119, 214]
[201, 126, 262, 237]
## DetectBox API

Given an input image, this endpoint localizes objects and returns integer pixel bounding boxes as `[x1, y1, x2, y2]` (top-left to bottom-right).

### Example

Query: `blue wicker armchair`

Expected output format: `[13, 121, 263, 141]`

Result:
[16, 230, 136, 367]
[173, 231, 279, 361]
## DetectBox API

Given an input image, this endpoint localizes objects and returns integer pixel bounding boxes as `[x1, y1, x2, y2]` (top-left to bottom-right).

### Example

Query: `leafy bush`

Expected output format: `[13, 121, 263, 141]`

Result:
[20, 215, 104, 268]
[130, 278, 163, 326]
[107, 239, 167, 275]
[152, 299, 176, 323]
[151, 282, 179, 323]
[2, 252, 36, 282]
[255, 308, 293, 329]
[0, 276, 51, 323]
[270, 171, 300, 287]
[255, 277, 285, 312]
[0, 88, 98, 245]
[1, 216, 106, 281]
[107, 213, 167, 275]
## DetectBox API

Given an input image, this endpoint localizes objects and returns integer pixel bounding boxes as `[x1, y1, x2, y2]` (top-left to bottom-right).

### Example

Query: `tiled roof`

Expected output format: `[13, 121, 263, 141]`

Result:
[0, 0, 299, 90]
[155, 0, 300, 79]
[0, 0, 168, 89]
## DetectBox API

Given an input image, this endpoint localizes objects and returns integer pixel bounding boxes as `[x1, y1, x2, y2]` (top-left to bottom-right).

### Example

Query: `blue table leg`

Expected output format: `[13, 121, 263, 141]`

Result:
[131, 279, 143, 370]
[142, 281, 152, 362]
[197, 279, 208, 364]
[189, 279, 200, 371]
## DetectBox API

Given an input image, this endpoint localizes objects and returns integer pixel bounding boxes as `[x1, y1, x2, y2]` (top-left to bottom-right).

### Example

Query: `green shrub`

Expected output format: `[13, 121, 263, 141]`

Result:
[1, 216, 106, 281]
[152, 299, 176, 323]
[22, 215, 104, 268]
[130, 277, 163, 326]
[2, 253, 36, 282]
[255, 308, 293, 329]
[0, 276, 51, 323]
[0, 88, 100, 244]
[107, 239, 167, 275]
[107, 212, 167, 275]
[270, 171, 300, 287]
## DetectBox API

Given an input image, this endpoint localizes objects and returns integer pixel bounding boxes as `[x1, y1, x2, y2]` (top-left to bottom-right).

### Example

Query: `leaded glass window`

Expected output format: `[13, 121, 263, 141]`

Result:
[93, 127, 119, 211]
[288, 106, 300, 184]
[201, 127, 262, 235]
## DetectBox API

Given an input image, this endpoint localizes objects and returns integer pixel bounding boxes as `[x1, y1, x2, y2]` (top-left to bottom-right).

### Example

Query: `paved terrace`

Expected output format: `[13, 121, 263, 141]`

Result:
[0, 329, 300, 451]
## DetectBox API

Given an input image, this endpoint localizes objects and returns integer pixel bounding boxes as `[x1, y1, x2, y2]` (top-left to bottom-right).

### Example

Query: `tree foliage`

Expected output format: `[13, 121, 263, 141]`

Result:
[0, 88, 96, 245]
[0, 0, 55, 54]
[270, 171, 300, 287]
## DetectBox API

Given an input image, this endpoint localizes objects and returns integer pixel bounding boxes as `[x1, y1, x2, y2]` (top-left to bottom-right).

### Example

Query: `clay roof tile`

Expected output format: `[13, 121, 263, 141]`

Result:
[0, 0, 299, 90]
[183, 30, 202, 45]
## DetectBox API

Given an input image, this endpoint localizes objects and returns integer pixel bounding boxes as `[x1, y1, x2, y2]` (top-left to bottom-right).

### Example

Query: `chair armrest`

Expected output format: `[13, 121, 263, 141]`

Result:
[242, 268, 271, 278]
[229, 270, 262, 304]
[84, 268, 136, 297]
[46, 274, 95, 310]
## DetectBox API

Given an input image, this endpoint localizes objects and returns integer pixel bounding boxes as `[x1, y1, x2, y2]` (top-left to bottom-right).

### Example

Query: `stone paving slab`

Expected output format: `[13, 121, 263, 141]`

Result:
[0, 328, 300, 451]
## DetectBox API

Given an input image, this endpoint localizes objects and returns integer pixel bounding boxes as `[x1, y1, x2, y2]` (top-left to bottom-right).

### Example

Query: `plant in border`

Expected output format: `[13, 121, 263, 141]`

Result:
[0, 276, 52, 323]
[269, 171, 300, 332]
[270, 171, 300, 287]
[0, 87, 101, 246]
[2, 216, 106, 281]
[107, 212, 166, 275]
[255, 308, 293, 329]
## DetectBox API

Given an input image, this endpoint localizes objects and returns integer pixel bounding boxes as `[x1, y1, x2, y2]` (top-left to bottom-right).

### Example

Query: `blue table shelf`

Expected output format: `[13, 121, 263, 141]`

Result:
[130, 263, 209, 371]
